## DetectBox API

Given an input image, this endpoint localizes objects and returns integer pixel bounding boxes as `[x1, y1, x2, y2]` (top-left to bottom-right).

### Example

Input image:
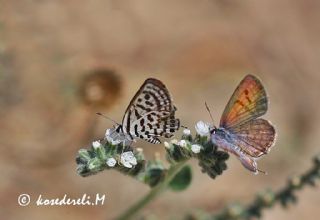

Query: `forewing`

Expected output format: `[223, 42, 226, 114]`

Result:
[122, 78, 179, 143]
[220, 75, 268, 129]
[230, 119, 276, 158]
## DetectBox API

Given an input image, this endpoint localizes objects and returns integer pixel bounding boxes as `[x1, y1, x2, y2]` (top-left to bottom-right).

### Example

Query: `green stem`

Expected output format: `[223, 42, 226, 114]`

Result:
[116, 161, 187, 220]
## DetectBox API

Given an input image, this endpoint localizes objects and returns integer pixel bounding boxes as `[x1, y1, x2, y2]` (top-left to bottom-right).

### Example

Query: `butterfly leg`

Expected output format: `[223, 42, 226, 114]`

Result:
[121, 144, 125, 155]
[121, 141, 131, 154]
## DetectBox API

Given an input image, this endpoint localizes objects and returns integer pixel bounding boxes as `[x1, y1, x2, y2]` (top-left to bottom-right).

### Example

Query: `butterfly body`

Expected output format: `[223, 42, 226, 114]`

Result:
[211, 128, 243, 156]
[210, 75, 276, 174]
[106, 125, 133, 146]
[112, 78, 180, 145]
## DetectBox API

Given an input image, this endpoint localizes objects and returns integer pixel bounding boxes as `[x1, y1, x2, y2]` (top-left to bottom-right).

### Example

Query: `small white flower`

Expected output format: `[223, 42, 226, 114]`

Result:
[191, 144, 202, 153]
[164, 141, 170, 149]
[183, 129, 191, 135]
[105, 128, 121, 145]
[121, 151, 137, 168]
[105, 129, 113, 142]
[178, 140, 188, 148]
[170, 139, 178, 145]
[92, 140, 101, 149]
[106, 158, 116, 167]
[195, 121, 211, 136]
[105, 129, 111, 138]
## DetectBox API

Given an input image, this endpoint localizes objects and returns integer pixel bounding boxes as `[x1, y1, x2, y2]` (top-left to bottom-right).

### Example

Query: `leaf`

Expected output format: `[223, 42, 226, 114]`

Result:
[169, 165, 192, 191]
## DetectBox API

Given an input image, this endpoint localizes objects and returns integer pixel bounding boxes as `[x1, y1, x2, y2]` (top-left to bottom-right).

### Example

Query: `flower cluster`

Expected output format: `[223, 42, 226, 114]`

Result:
[76, 127, 169, 187]
[76, 121, 229, 185]
[164, 123, 229, 179]
[76, 129, 145, 177]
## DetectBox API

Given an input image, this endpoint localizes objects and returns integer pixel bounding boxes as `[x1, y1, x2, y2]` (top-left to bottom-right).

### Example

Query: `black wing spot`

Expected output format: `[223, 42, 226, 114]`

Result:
[147, 114, 154, 122]
[236, 100, 245, 107]
[134, 109, 140, 118]
[145, 101, 154, 106]
[134, 124, 139, 137]
[136, 104, 152, 112]
[153, 129, 158, 135]
[144, 94, 150, 100]
[146, 86, 153, 90]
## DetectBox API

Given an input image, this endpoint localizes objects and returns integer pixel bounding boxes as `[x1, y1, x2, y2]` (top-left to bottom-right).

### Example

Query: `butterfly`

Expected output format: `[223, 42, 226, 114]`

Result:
[106, 78, 180, 145]
[209, 74, 276, 174]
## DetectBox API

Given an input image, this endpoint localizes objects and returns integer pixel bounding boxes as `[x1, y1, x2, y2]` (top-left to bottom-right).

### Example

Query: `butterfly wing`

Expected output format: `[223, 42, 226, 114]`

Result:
[122, 78, 180, 143]
[219, 74, 268, 130]
[228, 119, 276, 158]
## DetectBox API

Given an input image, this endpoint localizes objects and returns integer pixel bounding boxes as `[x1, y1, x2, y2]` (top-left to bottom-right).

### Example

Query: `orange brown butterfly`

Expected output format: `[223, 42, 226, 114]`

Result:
[208, 74, 276, 174]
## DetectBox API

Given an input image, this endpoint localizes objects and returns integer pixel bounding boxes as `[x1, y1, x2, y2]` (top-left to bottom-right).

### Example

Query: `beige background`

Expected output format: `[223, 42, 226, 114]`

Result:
[1, 0, 320, 219]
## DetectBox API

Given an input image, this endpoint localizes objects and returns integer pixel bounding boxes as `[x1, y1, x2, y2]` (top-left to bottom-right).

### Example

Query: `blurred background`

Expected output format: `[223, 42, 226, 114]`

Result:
[1, 0, 320, 219]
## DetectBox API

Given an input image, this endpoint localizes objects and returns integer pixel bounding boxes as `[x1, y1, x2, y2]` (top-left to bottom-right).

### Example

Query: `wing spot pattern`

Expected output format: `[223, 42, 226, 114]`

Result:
[120, 78, 180, 144]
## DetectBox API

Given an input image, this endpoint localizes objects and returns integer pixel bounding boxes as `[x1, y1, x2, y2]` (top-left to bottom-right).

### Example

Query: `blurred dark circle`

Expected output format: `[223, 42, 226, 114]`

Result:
[79, 68, 122, 109]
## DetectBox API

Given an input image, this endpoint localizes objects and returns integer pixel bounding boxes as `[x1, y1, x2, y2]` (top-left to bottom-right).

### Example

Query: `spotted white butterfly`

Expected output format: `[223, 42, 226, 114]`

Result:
[108, 78, 180, 145]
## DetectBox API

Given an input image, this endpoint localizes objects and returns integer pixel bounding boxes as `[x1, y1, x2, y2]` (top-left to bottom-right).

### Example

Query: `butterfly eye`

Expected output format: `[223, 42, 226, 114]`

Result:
[210, 128, 216, 135]
[115, 125, 122, 133]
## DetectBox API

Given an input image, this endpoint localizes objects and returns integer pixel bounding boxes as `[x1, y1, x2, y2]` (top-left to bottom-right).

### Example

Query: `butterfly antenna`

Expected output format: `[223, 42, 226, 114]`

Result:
[257, 168, 268, 175]
[96, 112, 120, 126]
[205, 102, 216, 128]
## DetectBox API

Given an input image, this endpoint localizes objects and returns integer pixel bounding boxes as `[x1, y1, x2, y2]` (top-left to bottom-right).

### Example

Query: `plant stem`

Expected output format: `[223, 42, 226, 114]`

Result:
[116, 161, 187, 220]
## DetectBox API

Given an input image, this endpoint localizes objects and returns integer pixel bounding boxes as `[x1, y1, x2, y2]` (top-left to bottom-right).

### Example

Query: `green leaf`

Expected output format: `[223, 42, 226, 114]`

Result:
[78, 149, 91, 161]
[88, 158, 103, 170]
[169, 165, 192, 191]
[95, 146, 106, 161]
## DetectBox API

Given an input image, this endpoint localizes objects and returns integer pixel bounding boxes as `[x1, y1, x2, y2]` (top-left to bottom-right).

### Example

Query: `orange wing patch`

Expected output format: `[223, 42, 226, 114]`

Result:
[219, 75, 268, 129]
